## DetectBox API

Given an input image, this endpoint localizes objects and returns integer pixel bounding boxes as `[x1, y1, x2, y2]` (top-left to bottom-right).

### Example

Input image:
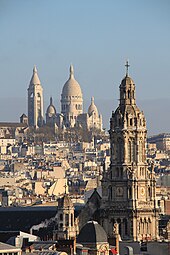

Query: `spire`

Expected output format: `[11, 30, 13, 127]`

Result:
[91, 96, 94, 104]
[64, 181, 67, 194]
[33, 65, 37, 73]
[30, 65, 41, 85]
[50, 97, 53, 105]
[125, 60, 130, 77]
[88, 96, 98, 116]
[70, 64, 74, 79]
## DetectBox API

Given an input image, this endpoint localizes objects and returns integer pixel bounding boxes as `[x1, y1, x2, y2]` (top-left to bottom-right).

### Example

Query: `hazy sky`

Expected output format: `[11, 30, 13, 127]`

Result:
[0, 0, 170, 135]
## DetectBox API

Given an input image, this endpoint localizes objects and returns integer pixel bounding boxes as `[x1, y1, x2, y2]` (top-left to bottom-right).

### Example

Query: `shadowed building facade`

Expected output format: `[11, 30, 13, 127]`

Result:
[100, 62, 159, 241]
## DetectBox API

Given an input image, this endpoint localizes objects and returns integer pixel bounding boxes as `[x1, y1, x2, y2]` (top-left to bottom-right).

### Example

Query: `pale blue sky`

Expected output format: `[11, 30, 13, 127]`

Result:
[0, 0, 170, 135]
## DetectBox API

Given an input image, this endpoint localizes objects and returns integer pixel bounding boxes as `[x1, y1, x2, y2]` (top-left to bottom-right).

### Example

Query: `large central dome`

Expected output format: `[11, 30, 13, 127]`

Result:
[62, 65, 82, 97]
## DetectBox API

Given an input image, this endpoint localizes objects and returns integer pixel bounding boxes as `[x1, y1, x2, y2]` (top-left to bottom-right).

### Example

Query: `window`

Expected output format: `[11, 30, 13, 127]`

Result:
[110, 170, 112, 179]
[139, 141, 143, 162]
[71, 214, 73, 226]
[130, 118, 133, 126]
[115, 167, 119, 177]
[129, 187, 132, 199]
[65, 214, 69, 226]
[131, 140, 135, 161]
[128, 90, 130, 99]
[128, 141, 131, 162]
[123, 218, 128, 235]
[117, 139, 123, 163]
[132, 90, 135, 99]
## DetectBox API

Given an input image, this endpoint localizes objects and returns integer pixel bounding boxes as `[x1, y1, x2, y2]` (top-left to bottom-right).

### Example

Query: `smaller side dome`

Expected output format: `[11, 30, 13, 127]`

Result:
[58, 194, 73, 208]
[77, 221, 108, 243]
[88, 97, 98, 116]
[46, 97, 56, 116]
[120, 75, 135, 88]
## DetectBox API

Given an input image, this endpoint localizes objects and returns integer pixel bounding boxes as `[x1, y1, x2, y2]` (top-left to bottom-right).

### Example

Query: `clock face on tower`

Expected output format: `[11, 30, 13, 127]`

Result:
[140, 187, 145, 196]
[116, 187, 124, 197]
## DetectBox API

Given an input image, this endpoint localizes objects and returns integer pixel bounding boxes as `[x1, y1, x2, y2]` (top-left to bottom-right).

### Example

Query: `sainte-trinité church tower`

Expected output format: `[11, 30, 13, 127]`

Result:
[100, 62, 159, 242]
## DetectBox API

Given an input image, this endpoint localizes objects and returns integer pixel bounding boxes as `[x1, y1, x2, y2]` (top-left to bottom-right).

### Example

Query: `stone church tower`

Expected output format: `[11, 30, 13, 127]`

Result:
[100, 62, 159, 242]
[53, 194, 77, 240]
[28, 66, 44, 128]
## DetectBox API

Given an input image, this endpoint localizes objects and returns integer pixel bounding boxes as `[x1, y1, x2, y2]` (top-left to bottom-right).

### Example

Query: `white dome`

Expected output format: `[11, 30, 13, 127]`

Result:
[88, 97, 98, 116]
[47, 105, 56, 115]
[62, 65, 82, 97]
[30, 66, 41, 85]
[46, 97, 56, 115]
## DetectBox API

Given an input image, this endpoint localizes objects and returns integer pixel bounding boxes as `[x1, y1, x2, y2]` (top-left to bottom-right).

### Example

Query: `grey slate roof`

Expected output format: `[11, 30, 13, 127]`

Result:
[77, 221, 107, 244]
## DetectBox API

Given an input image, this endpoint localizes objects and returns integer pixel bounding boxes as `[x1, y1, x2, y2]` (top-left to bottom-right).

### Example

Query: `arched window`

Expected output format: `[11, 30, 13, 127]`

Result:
[117, 218, 122, 235]
[110, 170, 113, 180]
[139, 140, 143, 162]
[109, 186, 112, 200]
[131, 140, 136, 161]
[129, 186, 132, 199]
[128, 90, 130, 99]
[115, 167, 119, 177]
[132, 90, 135, 99]
[120, 167, 123, 178]
[71, 214, 73, 226]
[128, 141, 131, 162]
[120, 140, 124, 162]
[148, 186, 151, 198]
[117, 139, 123, 163]
[130, 118, 133, 126]
[60, 214, 63, 221]
[123, 218, 128, 235]
[65, 214, 69, 226]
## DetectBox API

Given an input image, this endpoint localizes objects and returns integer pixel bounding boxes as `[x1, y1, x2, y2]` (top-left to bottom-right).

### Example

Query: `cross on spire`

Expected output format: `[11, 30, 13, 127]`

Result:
[125, 60, 130, 76]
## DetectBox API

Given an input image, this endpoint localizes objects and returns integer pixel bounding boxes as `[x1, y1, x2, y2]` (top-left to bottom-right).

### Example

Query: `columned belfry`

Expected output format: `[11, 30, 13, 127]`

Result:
[101, 62, 159, 241]
[53, 194, 76, 240]
[28, 66, 44, 128]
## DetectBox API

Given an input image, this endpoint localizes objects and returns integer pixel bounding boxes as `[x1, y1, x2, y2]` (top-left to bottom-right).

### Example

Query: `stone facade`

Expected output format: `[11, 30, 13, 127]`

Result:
[77, 97, 102, 130]
[100, 64, 159, 241]
[28, 66, 44, 128]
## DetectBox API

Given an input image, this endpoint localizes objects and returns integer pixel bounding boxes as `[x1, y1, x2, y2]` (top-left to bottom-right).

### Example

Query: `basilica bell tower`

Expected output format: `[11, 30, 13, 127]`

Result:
[100, 62, 159, 242]
[28, 66, 44, 128]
